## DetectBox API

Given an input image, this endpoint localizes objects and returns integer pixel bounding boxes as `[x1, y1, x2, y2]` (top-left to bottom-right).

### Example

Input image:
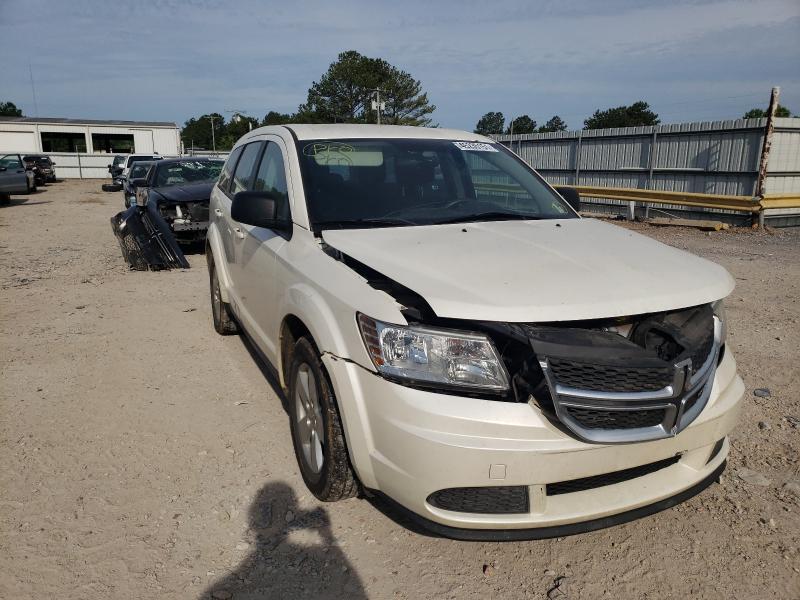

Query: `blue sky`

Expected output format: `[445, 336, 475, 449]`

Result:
[1, 0, 798, 130]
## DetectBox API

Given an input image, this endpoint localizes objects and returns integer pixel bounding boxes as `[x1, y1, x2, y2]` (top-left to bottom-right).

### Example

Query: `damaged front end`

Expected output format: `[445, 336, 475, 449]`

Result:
[331, 243, 725, 445]
[110, 204, 190, 271]
[487, 305, 723, 444]
[154, 200, 210, 243]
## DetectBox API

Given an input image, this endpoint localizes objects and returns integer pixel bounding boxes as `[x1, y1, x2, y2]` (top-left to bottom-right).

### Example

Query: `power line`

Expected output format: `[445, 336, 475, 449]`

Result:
[28, 63, 39, 117]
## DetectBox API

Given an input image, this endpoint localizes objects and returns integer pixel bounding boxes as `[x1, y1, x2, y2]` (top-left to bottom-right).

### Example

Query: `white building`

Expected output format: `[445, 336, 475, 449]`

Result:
[0, 116, 181, 178]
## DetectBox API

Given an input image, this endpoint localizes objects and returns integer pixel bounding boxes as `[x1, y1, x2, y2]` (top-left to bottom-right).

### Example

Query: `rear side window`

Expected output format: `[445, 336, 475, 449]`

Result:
[0, 154, 22, 169]
[230, 142, 264, 195]
[218, 145, 244, 194]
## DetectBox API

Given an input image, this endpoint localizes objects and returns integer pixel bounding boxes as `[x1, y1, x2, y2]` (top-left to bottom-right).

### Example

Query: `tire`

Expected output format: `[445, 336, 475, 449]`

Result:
[25, 179, 31, 194]
[209, 259, 238, 335]
[102, 183, 122, 192]
[288, 337, 359, 501]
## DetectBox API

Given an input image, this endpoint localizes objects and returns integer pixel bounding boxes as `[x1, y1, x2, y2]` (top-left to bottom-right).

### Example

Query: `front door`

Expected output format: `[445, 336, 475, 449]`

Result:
[0, 155, 28, 193]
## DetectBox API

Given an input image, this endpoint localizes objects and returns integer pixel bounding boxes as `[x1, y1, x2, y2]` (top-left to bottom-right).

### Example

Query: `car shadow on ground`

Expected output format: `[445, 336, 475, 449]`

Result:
[200, 482, 367, 600]
[0, 198, 53, 207]
[182, 240, 208, 255]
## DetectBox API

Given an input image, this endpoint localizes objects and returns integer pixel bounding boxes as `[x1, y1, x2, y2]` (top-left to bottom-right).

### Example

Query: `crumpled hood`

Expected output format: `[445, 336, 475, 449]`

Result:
[151, 181, 214, 204]
[322, 218, 735, 322]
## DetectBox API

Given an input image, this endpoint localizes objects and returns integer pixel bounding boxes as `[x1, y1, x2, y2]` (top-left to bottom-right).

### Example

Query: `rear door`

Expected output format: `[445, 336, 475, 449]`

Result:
[0, 155, 28, 193]
[210, 144, 246, 300]
[224, 141, 265, 306]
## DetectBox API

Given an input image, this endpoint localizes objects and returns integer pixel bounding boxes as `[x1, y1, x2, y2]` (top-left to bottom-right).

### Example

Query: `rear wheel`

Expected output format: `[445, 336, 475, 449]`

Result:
[288, 337, 359, 501]
[209, 259, 238, 335]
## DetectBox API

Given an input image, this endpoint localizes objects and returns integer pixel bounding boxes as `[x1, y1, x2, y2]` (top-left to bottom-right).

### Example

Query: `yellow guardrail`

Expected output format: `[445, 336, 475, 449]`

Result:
[572, 186, 760, 213]
[474, 182, 800, 214]
[759, 194, 800, 210]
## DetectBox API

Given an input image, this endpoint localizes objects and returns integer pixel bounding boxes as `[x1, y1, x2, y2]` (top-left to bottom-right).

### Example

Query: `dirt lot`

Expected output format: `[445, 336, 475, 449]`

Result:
[1, 180, 799, 599]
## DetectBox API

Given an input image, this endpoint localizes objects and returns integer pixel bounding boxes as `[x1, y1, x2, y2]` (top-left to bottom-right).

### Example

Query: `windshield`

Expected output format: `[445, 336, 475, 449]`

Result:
[113, 155, 126, 166]
[153, 160, 223, 187]
[130, 162, 153, 178]
[295, 138, 575, 230]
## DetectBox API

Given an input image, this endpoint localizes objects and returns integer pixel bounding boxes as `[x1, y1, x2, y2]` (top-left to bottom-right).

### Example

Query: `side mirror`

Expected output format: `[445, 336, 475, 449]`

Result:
[130, 178, 148, 188]
[555, 186, 581, 213]
[51, 162, 56, 166]
[231, 191, 290, 232]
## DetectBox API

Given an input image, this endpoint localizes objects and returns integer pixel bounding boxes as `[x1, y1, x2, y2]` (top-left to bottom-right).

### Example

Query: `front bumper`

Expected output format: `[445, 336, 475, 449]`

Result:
[323, 348, 743, 535]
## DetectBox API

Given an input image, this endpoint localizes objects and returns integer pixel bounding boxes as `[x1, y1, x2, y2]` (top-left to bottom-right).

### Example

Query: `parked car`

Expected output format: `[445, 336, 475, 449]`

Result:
[108, 154, 126, 179]
[130, 157, 223, 243]
[0, 153, 35, 201]
[205, 124, 744, 540]
[22, 154, 56, 184]
[122, 160, 154, 207]
[108, 153, 162, 185]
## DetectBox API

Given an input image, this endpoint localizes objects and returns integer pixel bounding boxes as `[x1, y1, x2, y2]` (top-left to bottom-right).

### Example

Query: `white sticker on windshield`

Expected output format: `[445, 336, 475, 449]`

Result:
[452, 141, 498, 152]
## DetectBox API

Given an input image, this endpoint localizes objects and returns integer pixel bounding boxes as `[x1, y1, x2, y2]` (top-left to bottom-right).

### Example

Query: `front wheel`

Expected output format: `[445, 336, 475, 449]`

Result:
[288, 337, 359, 501]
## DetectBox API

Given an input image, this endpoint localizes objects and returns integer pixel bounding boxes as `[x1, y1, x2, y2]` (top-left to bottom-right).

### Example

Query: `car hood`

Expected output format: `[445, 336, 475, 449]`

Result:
[321, 218, 735, 322]
[151, 181, 214, 203]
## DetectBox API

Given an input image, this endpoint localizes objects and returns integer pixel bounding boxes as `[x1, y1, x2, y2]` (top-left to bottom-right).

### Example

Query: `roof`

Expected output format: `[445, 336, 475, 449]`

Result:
[155, 156, 225, 164]
[0, 116, 178, 128]
[277, 124, 493, 142]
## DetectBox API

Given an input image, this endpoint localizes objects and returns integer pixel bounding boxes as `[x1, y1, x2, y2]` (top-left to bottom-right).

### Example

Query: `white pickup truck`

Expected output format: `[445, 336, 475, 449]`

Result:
[206, 124, 743, 539]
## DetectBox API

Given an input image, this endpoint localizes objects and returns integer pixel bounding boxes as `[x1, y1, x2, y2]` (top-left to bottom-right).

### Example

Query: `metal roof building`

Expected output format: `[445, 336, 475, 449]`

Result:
[0, 116, 180, 156]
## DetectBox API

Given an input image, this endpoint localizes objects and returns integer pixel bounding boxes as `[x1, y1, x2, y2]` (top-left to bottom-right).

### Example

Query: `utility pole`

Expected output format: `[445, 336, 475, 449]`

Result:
[370, 89, 385, 125]
[226, 109, 253, 131]
[28, 63, 39, 117]
[755, 86, 780, 228]
[208, 115, 219, 153]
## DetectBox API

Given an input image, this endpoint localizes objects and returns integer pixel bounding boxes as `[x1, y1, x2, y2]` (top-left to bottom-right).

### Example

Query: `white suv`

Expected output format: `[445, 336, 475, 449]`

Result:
[207, 124, 743, 539]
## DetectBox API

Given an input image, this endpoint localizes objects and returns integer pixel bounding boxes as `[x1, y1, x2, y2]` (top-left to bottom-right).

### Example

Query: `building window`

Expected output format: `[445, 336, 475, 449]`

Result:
[91, 133, 135, 154]
[40, 132, 87, 153]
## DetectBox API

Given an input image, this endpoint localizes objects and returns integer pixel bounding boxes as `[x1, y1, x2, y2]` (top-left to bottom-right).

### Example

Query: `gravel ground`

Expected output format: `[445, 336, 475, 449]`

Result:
[1, 180, 799, 599]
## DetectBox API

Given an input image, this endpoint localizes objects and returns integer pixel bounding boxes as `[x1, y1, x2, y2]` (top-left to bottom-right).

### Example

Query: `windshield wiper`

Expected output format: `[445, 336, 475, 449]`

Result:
[433, 212, 543, 225]
[316, 217, 417, 230]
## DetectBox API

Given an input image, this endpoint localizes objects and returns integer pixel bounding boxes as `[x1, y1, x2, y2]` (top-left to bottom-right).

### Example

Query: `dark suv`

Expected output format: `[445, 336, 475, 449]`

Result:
[22, 155, 56, 185]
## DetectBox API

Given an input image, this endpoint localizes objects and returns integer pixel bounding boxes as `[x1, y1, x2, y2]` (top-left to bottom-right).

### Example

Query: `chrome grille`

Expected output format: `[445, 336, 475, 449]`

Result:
[540, 317, 722, 444]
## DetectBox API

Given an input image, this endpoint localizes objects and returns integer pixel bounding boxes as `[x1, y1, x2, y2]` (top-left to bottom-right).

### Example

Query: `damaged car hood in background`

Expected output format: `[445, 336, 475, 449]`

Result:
[150, 181, 214, 203]
[322, 218, 735, 322]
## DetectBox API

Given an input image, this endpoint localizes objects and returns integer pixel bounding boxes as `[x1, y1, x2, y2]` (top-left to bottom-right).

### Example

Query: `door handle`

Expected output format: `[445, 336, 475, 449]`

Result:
[214, 208, 223, 216]
[234, 227, 246, 239]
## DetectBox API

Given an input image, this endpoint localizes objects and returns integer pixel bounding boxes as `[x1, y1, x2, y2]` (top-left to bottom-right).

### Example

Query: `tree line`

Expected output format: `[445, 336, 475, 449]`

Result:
[474, 100, 795, 135]
[181, 50, 436, 150]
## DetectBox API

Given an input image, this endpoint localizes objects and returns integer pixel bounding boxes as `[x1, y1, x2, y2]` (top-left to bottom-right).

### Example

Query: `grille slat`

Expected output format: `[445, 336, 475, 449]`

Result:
[547, 456, 680, 496]
[548, 358, 673, 392]
[427, 486, 529, 514]
[565, 405, 666, 429]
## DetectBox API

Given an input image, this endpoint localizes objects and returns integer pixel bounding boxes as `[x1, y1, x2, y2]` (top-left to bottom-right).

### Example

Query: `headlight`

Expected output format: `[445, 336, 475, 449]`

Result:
[357, 314, 509, 391]
[712, 299, 727, 344]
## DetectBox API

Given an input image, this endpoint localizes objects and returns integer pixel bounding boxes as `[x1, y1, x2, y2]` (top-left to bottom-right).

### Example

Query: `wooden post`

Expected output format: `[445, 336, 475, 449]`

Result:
[754, 86, 780, 227]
